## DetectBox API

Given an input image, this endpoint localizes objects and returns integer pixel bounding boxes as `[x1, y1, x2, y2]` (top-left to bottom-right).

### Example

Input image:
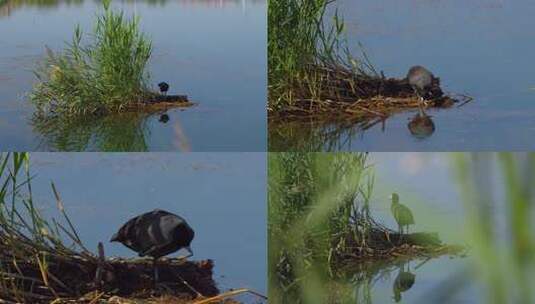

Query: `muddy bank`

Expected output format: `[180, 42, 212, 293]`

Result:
[332, 227, 465, 265]
[39, 94, 195, 118]
[0, 234, 223, 303]
[126, 94, 195, 113]
[0, 252, 219, 303]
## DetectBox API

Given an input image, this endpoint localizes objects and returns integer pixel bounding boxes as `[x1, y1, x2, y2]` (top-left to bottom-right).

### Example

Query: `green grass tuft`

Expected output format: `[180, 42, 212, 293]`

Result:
[30, 0, 153, 116]
[268, 0, 374, 111]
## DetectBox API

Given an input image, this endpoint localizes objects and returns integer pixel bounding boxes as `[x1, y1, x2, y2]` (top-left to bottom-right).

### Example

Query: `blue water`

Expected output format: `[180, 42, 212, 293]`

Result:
[0, 0, 266, 151]
[270, 0, 535, 151]
[29, 152, 267, 297]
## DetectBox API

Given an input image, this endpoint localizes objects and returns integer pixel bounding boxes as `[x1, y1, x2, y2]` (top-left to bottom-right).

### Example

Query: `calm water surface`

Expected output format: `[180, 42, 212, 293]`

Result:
[269, 0, 535, 151]
[0, 0, 266, 151]
[29, 153, 266, 298]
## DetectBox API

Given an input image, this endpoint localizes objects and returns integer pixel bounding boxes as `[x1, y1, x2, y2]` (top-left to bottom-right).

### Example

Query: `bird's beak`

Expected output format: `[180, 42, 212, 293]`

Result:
[388, 194, 393, 200]
[110, 233, 119, 242]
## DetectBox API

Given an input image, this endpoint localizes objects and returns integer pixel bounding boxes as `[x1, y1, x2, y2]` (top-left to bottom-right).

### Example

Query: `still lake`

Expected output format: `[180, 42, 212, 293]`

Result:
[269, 0, 535, 151]
[0, 0, 266, 151]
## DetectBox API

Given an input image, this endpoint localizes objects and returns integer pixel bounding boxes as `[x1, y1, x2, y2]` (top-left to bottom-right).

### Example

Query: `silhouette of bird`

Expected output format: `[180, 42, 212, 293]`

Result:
[158, 82, 169, 96]
[393, 263, 416, 302]
[390, 193, 415, 235]
[110, 209, 194, 282]
[408, 112, 435, 139]
[406, 66, 434, 111]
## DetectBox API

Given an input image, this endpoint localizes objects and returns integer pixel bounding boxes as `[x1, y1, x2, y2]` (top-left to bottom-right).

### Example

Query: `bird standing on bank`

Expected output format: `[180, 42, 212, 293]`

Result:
[406, 66, 434, 114]
[158, 82, 169, 96]
[390, 193, 415, 235]
[110, 209, 194, 282]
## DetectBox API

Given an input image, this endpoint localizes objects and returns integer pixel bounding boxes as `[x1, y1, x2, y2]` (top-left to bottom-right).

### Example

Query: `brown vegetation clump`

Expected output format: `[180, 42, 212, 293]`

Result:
[333, 227, 465, 264]
[269, 63, 469, 121]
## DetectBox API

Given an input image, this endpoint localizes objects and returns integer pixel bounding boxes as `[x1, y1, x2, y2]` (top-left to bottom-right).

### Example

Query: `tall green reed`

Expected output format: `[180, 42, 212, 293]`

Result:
[268, 0, 373, 110]
[268, 152, 373, 303]
[451, 153, 535, 304]
[0, 152, 86, 252]
[0, 153, 91, 302]
[31, 0, 153, 116]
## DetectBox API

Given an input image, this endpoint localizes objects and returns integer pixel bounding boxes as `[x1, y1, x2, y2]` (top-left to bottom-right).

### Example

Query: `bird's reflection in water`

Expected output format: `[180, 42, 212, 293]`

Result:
[159, 113, 170, 123]
[393, 262, 416, 302]
[407, 110, 435, 139]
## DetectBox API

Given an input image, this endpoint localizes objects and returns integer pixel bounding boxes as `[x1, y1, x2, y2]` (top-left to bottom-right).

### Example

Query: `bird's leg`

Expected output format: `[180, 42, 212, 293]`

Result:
[153, 258, 159, 284]
[398, 224, 403, 243]
[419, 97, 426, 115]
[412, 86, 426, 116]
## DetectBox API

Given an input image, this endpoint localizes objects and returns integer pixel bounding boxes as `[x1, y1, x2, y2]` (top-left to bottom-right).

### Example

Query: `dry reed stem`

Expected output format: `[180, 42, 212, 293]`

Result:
[193, 288, 267, 304]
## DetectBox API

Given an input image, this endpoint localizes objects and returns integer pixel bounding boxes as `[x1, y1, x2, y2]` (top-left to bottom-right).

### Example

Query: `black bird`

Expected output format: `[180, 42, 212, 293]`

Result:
[408, 112, 435, 139]
[390, 193, 415, 235]
[110, 209, 194, 282]
[158, 82, 169, 96]
[406, 66, 434, 111]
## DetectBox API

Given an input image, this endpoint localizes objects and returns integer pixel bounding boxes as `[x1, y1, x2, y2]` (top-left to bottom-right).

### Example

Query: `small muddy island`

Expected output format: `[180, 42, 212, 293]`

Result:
[269, 63, 467, 121]
[30, 0, 194, 121]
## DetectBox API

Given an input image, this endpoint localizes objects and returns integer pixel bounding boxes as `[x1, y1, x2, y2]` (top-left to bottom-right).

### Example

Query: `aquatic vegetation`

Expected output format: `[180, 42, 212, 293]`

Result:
[268, 153, 458, 303]
[30, 0, 154, 116]
[0, 153, 259, 303]
[268, 0, 463, 121]
[450, 153, 535, 304]
[0, 153, 93, 302]
[269, 0, 350, 106]
[268, 0, 376, 112]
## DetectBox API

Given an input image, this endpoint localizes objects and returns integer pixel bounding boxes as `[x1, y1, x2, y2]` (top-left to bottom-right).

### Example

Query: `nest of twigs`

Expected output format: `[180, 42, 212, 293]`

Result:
[331, 217, 466, 266]
[269, 63, 471, 121]
[0, 229, 221, 303]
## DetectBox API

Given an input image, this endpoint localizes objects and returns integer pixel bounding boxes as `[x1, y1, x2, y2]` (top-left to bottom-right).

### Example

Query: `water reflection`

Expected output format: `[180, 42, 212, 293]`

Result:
[31, 112, 164, 151]
[269, 113, 440, 151]
[392, 261, 416, 302]
[407, 111, 435, 139]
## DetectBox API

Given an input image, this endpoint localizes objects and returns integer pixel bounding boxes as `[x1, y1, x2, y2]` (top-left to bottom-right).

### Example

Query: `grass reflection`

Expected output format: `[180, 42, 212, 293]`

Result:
[32, 112, 149, 151]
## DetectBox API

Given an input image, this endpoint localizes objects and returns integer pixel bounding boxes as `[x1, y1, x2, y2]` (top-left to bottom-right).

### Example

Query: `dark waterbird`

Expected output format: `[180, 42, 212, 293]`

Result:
[158, 82, 170, 95]
[110, 209, 194, 282]
[406, 66, 434, 111]
[390, 193, 415, 235]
